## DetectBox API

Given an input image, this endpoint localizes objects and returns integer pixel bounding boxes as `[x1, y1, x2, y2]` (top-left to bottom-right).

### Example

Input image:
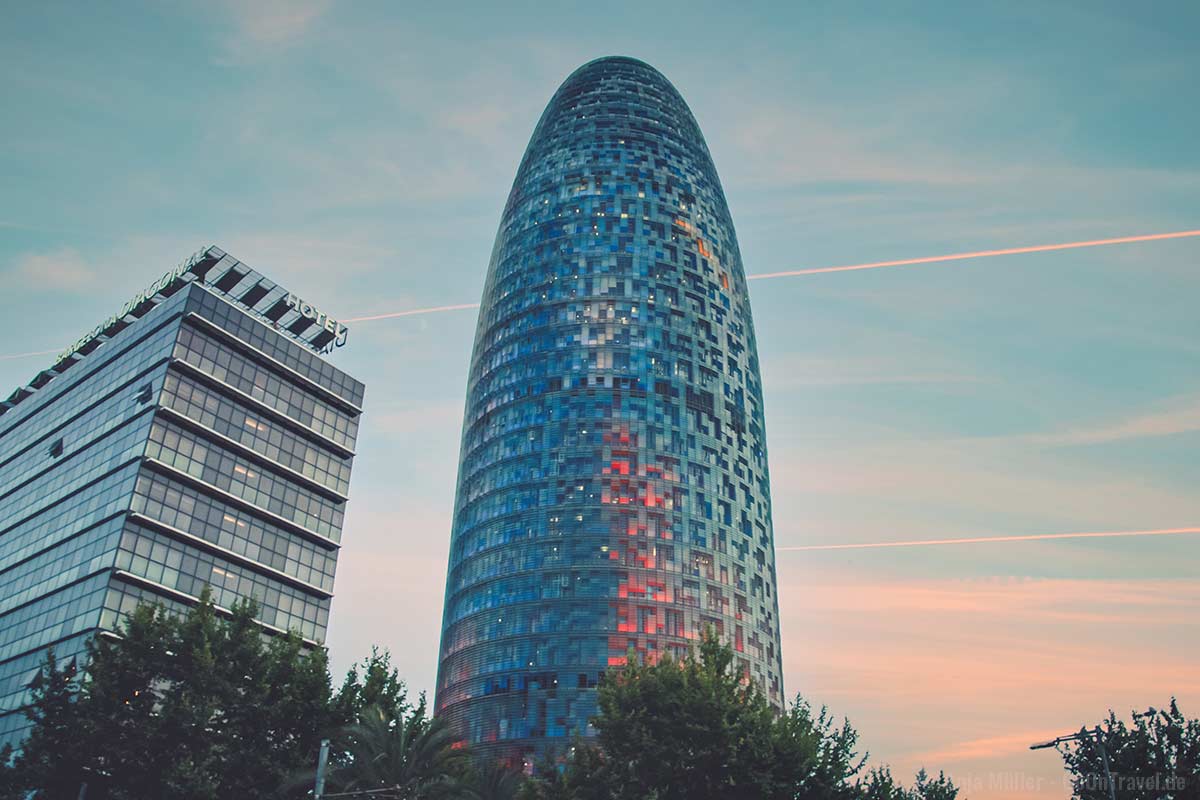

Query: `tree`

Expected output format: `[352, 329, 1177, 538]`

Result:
[589, 632, 874, 799]
[0, 606, 966, 800]
[1057, 699, 1199, 800]
[912, 769, 959, 800]
[331, 647, 413, 727]
[471, 759, 526, 800]
[3, 594, 489, 800]
[772, 698, 866, 800]
[4, 589, 335, 799]
[858, 767, 905, 800]
[857, 767, 958, 800]
[283, 652, 479, 799]
[515, 746, 607, 800]
[5, 649, 90, 798]
[518, 631, 950, 800]
[316, 701, 473, 799]
[588, 632, 784, 799]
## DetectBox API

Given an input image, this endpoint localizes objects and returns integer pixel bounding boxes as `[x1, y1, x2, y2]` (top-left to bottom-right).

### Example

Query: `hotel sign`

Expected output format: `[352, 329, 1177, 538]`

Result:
[50, 246, 349, 367]
[55, 249, 205, 365]
[285, 294, 349, 351]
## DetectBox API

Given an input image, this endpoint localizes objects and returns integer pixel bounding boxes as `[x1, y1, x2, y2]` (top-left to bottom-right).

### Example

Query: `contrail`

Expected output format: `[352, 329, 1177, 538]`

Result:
[343, 303, 480, 323]
[779, 526, 1200, 552]
[747, 229, 1200, 280]
[0, 348, 62, 362]
[0, 308, 482, 364]
[1, 229, 1196, 362]
[342, 229, 1200, 320]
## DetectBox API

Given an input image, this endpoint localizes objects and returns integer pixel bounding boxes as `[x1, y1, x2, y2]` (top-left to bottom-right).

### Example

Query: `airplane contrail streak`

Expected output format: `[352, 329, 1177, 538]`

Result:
[343, 303, 481, 323]
[746, 229, 1200, 280]
[342, 230, 1200, 321]
[1, 229, 1196, 362]
[778, 526, 1200, 552]
[0, 348, 63, 362]
[0, 308, 484, 363]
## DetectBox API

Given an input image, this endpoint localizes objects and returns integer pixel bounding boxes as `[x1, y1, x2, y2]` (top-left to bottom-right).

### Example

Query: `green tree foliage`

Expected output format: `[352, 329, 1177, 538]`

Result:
[515, 746, 608, 800]
[911, 769, 960, 800]
[857, 767, 958, 800]
[858, 767, 906, 800]
[317, 702, 471, 799]
[6, 589, 334, 800]
[5, 649, 88, 798]
[471, 759, 528, 800]
[2, 604, 968, 800]
[287, 651, 481, 799]
[519, 631, 952, 800]
[332, 647, 413, 725]
[1, 596, 503, 800]
[1057, 699, 1199, 800]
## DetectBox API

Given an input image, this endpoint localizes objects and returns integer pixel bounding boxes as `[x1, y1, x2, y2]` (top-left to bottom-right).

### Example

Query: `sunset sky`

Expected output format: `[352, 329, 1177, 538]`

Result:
[3, 3, 1198, 797]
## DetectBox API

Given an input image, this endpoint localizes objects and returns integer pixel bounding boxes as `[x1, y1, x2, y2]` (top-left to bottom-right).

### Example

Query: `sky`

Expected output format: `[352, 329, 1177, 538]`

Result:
[3, 2, 1198, 796]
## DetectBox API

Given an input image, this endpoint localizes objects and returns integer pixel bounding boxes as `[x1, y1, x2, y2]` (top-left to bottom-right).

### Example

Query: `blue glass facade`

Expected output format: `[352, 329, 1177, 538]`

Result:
[436, 57, 783, 764]
[0, 248, 363, 747]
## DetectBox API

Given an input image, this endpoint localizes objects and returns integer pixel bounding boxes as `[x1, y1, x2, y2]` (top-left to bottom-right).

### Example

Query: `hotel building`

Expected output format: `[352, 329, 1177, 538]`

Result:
[0, 246, 362, 745]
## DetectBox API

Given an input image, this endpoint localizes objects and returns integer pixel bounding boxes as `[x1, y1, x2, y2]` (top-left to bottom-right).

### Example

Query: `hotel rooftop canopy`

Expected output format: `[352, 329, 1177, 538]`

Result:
[2, 245, 350, 418]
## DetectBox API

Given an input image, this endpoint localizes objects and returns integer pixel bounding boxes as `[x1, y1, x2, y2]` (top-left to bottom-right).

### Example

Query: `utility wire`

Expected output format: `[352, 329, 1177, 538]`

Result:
[321, 787, 407, 799]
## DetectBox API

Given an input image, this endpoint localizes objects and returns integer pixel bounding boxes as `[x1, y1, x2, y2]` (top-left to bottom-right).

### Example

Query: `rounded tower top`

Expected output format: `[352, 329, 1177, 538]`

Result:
[569, 54, 668, 78]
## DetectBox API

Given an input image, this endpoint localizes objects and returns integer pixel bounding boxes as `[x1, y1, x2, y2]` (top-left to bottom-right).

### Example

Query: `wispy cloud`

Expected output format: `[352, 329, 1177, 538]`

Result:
[222, 233, 396, 276]
[1030, 394, 1200, 446]
[724, 107, 983, 189]
[788, 574, 1200, 627]
[907, 729, 1067, 764]
[219, 0, 331, 48]
[770, 436, 1200, 530]
[10, 247, 97, 290]
[763, 355, 981, 390]
[779, 570, 1200, 797]
[369, 401, 464, 438]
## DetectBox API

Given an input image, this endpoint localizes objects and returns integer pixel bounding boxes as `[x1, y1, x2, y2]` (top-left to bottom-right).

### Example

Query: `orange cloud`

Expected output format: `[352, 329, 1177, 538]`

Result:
[779, 526, 1200, 552]
[777, 572, 1200, 800]
[908, 729, 1068, 764]
[1029, 395, 1200, 446]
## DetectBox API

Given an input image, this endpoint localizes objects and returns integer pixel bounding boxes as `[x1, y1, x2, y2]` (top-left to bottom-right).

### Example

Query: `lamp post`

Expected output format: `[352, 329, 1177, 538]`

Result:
[313, 738, 330, 800]
[1030, 726, 1116, 800]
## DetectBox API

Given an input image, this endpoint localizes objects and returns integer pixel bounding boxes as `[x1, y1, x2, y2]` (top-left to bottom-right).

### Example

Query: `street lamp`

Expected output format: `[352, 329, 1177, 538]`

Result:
[1030, 726, 1116, 800]
[1133, 707, 1171, 724]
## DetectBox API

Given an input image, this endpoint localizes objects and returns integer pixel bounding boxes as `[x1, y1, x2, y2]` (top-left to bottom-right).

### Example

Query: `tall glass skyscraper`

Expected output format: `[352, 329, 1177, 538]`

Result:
[436, 57, 783, 764]
[0, 246, 362, 747]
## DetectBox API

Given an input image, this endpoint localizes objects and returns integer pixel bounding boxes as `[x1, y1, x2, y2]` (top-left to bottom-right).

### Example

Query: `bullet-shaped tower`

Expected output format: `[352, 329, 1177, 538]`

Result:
[436, 56, 783, 765]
